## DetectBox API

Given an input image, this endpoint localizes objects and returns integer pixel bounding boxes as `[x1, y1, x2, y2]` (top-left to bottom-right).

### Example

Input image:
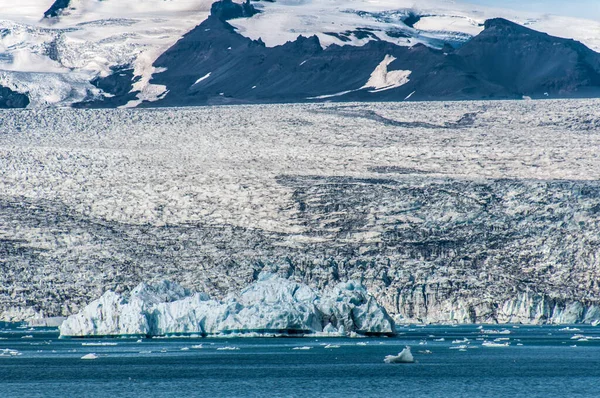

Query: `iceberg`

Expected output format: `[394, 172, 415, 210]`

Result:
[59, 273, 395, 338]
[81, 353, 98, 360]
[384, 346, 415, 363]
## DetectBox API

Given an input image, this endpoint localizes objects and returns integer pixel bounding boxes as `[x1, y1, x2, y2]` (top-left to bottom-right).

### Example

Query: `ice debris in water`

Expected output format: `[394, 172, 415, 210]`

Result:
[384, 346, 415, 363]
[81, 353, 98, 360]
[59, 273, 395, 337]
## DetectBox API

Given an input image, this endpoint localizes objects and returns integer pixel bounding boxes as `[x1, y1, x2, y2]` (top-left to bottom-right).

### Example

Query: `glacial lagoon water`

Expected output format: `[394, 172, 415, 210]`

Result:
[1, 324, 600, 397]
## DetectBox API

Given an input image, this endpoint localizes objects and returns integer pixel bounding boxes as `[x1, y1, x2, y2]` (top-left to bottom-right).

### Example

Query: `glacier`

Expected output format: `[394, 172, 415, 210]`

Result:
[3, 100, 600, 326]
[59, 273, 395, 337]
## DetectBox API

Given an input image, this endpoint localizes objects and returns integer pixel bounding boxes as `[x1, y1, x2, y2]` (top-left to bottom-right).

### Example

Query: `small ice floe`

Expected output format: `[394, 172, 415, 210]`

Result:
[82, 342, 118, 346]
[21, 335, 33, 339]
[570, 334, 600, 341]
[160, 349, 167, 353]
[517, 343, 524, 346]
[384, 346, 415, 364]
[418, 350, 433, 354]
[452, 338, 470, 344]
[0, 348, 22, 357]
[217, 346, 240, 351]
[482, 341, 509, 347]
[591, 320, 600, 327]
[136, 339, 143, 343]
[570, 345, 577, 348]
[292, 346, 312, 350]
[356, 342, 368, 346]
[81, 353, 98, 360]
[480, 329, 511, 335]
[191, 344, 203, 349]
[139, 350, 152, 354]
[419, 340, 427, 345]
[449, 345, 468, 350]
[434, 338, 445, 342]
[324, 344, 340, 349]
[494, 338, 510, 342]
[559, 327, 581, 332]
[349, 332, 366, 339]
[180, 347, 190, 351]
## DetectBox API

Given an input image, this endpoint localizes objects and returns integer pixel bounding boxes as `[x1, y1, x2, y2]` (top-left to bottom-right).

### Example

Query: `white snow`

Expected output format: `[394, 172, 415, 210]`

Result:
[59, 273, 395, 337]
[307, 89, 359, 100]
[227, 0, 600, 52]
[0, 0, 215, 106]
[194, 72, 212, 85]
[361, 55, 411, 92]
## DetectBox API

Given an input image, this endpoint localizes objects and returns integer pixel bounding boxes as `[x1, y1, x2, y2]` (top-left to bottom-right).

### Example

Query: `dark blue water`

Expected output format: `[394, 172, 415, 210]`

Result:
[1, 324, 599, 397]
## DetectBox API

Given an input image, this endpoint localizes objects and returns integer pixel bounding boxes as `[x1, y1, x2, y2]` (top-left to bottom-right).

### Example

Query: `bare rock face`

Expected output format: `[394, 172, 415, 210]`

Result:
[0, 86, 29, 109]
[2, 101, 600, 325]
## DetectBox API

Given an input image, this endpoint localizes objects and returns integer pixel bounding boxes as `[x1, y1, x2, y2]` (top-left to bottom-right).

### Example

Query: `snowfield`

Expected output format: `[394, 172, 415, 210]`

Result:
[2, 100, 600, 324]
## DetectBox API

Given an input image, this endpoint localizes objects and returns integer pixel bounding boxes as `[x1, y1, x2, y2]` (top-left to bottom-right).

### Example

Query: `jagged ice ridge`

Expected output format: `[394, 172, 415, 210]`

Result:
[58, 273, 395, 337]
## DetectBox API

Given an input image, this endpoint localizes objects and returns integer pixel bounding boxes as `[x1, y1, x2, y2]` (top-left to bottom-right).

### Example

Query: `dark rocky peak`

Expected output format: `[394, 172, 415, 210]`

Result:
[482, 17, 538, 33]
[0, 85, 30, 109]
[43, 0, 71, 19]
[210, 0, 259, 21]
[280, 35, 323, 54]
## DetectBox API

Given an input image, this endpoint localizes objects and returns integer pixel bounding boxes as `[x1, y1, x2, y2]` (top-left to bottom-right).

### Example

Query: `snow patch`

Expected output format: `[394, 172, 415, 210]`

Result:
[361, 55, 411, 92]
[194, 72, 212, 85]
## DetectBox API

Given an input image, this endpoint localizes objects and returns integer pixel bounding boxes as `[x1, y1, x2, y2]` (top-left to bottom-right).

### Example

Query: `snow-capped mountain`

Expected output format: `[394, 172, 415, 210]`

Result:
[2, 0, 600, 107]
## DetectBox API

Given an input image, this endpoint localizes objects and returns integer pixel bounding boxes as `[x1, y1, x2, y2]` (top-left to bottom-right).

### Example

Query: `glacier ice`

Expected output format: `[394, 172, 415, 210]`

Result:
[59, 273, 395, 337]
[384, 346, 414, 363]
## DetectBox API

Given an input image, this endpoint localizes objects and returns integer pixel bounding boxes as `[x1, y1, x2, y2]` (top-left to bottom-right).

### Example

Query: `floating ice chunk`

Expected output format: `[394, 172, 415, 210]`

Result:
[217, 346, 239, 351]
[559, 327, 581, 332]
[81, 353, 98, 360]
[0, 348, 22, 357]
[324, 344, 340, 349]
[292, 346, 312, 350]
[384, 346, 414, 363]
[60, 273, 395, 338]
[82, 342, 118, 346]
[482, 341, 509, 347]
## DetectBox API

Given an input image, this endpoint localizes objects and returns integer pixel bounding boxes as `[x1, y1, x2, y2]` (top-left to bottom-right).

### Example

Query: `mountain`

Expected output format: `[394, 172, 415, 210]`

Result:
[139, 11, 600, 106]
[2, 0, 600, 108]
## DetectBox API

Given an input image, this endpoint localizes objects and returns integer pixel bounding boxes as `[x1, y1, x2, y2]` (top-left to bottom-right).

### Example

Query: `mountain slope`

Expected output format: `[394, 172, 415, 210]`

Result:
[2, 0, 600, 107]
[139, 10, 600, 106]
